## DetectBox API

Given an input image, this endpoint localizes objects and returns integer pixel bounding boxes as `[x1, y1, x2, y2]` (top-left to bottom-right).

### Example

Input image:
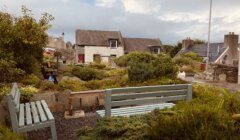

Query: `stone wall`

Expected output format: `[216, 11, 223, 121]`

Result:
[211, 64, 238, 83]
[32, 91, 105, 112]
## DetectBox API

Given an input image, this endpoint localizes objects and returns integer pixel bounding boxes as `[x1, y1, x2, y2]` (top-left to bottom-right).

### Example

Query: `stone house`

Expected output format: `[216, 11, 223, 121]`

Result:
[75, 29, 163, 64]
[46, 36, 75, 64]
[178, 32, 239, 66]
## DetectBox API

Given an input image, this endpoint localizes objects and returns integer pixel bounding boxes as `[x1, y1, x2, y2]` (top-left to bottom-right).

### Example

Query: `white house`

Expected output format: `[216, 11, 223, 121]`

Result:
[75, 29, 163, 64]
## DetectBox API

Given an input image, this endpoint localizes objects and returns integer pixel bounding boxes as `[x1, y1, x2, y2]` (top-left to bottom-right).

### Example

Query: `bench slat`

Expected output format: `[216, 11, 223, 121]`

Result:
[25, 103, 32, 125]
[31, 102, 40, 124]
[36, 101, 47, 122]
[111, 95, 186, 107]
[97, 103, 175, 117]
[111, 90, 187, 101]
[41, 100, 54, 120]
[19, 104, 25, 127]
[110, 84, 189, 94]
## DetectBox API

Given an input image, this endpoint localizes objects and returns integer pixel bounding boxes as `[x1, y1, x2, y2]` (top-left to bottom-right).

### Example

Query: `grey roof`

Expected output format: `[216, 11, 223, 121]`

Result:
[179, 43, 226, 62]
[76, 29, 124, 46]
[123, 38, 162, 53]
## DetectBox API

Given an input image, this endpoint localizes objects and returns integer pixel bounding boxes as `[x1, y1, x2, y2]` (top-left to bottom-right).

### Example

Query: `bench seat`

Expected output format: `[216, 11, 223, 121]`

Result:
[18, 100, 54, 131]
[97, 103, 175, 117]
[7, 83, 57, 140]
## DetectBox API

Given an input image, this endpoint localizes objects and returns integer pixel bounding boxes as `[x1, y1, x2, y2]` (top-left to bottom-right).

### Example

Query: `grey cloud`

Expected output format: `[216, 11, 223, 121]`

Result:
[2, 0, 240, 45]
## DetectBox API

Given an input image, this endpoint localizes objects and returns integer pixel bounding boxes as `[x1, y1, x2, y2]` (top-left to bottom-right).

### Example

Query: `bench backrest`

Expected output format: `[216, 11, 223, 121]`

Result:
[7, 83, 20, 131]
[105, 84, 192, 116]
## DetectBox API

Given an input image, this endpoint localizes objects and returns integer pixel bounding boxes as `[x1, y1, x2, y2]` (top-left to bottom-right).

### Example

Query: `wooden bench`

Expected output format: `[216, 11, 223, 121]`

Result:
[97, 84, 192, 117]
[6, 83, 57, 140]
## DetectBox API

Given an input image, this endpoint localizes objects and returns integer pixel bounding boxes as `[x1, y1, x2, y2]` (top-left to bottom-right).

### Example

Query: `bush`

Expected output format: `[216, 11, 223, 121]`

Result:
[72, 66, 105, 81]
[89, 63, 106, 69]
[128, 63, 154, 82]
[114, 52, 155, 67]
[20, 85, 38, 103]
[0, 84, 10, 102]
[153, 54, 178, 79]
[78, 116, 149, 140]
[79, 84, 240, 139]
[21, 74, 41, 86]
[0, 125, 25, 140]
[84, 80, 102, 90]
[58, 79, 87, 91]
[127, 53, 178, 82]
[39, 80, 59, 91]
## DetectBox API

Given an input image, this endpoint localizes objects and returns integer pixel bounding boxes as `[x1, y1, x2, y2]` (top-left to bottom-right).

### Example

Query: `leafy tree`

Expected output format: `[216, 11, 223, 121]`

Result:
[0, 48, 25, 83]
[0, 6, 54, 76]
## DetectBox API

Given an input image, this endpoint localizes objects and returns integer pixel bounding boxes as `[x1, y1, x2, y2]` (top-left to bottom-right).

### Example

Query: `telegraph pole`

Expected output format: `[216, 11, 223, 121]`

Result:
[206, 0, 213, 72]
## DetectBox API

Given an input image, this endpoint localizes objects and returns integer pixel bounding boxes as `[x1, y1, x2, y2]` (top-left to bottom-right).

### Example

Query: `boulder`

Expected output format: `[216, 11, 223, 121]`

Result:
[219, 74, 227, 83]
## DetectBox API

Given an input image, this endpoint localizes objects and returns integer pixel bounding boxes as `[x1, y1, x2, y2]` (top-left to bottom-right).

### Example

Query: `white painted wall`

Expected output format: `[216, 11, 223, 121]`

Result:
[84, 46, 124, 63]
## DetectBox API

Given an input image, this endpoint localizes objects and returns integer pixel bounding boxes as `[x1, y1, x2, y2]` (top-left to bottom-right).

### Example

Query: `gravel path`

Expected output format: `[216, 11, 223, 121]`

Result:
[27, 112, 100, 140]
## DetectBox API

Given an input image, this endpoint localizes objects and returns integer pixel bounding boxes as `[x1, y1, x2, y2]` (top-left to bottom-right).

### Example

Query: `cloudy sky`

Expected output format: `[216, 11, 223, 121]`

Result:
[1, 0, 240, 45]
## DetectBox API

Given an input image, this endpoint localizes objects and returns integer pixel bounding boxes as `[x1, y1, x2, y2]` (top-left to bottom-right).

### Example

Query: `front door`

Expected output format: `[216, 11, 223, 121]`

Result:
[78, 54, 84, 63]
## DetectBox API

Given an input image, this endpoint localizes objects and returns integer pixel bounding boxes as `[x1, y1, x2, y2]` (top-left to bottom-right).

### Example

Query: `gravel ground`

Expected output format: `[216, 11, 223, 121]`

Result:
[27, 112, 100, 140]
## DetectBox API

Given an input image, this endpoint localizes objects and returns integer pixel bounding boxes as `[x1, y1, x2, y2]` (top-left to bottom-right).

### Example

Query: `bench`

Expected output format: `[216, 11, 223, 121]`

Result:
[97, 84, 192, 117]
[6, 83, 57, 140]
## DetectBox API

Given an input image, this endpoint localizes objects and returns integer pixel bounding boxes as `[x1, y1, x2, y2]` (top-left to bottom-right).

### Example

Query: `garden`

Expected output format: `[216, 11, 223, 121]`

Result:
[1, 6, 239, 140]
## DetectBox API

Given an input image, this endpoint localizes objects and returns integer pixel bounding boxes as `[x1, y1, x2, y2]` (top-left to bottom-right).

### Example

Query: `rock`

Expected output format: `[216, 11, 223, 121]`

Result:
[219, 74, 227, 83]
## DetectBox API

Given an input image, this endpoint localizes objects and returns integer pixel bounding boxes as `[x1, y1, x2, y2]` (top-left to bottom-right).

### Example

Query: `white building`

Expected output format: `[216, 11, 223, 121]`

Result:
[75, 29, 163, 64]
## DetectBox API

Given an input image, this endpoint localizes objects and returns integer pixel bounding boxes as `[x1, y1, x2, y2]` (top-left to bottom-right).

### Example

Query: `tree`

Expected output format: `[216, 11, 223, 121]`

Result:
[0, 48, 25, 83]
[0, 6, 54, 76]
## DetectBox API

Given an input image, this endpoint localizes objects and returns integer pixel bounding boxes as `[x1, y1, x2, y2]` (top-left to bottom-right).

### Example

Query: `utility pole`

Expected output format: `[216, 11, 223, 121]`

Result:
[206, 0, 213, 72]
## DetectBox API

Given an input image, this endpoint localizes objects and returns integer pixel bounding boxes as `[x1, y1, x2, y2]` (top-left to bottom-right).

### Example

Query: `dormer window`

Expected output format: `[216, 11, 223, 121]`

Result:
[109, 39, 118, 48]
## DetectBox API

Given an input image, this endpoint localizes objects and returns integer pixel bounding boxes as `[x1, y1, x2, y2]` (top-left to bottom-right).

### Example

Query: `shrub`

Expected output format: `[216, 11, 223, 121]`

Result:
[106, 68, 127, 77]
[58, 79, 87, 91]
[79, 84, 240, 139]
[84, 80, 102, 90]
[128, 62, 155, 82]
[0, 125, 25, 140]
[72, 66, 105, 81]
[153, 54, 178, 79]
[21, 74, 41, 86]
[89, 63, 106, 69]
[148, 105, 237, 140]
[39, 80, 59, 91]
[78, 116, 149, 140]
[114, 52, 155, 67]
[20, 85, 38, 103]
[0, 84, 10, 102]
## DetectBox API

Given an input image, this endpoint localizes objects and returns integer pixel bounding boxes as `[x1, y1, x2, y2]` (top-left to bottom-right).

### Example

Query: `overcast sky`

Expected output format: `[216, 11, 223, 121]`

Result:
[1, 0, 240, 45]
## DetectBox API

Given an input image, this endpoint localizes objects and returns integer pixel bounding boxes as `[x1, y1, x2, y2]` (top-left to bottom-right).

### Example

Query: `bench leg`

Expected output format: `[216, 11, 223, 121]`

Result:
[50, 123, 57, 140]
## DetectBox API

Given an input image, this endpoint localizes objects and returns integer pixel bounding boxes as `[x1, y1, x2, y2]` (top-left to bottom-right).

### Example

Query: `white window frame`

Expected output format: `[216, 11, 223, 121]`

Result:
[109, 40, 118, 48]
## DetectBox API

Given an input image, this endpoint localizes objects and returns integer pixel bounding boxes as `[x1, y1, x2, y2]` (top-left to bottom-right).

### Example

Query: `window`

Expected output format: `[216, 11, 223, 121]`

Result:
[93, 54, 101, 63]
[109, 40, 118, 48]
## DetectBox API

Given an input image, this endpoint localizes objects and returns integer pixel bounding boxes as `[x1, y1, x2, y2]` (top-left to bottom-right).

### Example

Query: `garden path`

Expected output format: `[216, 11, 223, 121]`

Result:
[184, 76, 240, 92]
[27, 112, 99, 140]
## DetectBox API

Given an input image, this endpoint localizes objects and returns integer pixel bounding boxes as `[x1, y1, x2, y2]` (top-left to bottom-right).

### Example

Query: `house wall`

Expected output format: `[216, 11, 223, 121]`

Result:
[84, 46, 124, 63]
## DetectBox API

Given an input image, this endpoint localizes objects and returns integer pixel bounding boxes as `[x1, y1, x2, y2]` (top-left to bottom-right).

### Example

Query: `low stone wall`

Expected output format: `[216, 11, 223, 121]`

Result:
[195, 63, 238, 83]
[31, 91, 105, 112]
[211, 64, 238, 83]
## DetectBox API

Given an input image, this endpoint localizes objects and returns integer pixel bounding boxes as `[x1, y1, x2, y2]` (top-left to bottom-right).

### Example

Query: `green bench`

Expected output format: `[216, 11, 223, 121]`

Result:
[6, 83, 57, 140]
[97, 84, 192, 117]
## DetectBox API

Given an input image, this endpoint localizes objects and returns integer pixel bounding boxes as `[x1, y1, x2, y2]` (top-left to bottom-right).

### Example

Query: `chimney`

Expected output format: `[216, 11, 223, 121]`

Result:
[224, 32, 239, 65]
[182, 37, 194, 50]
